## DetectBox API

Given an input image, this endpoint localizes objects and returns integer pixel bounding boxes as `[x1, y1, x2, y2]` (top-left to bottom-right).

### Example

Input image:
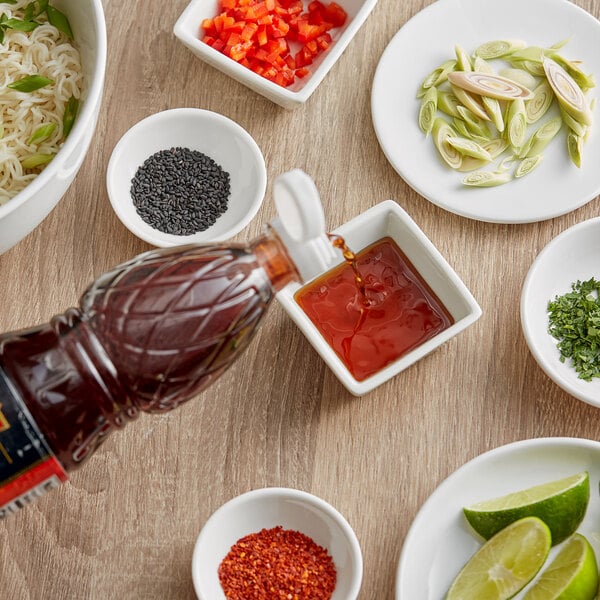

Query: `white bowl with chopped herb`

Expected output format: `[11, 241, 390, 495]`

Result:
[106, 108, 267, 247]
[521, 217, 600, 407]
[0, 0, 107, 254]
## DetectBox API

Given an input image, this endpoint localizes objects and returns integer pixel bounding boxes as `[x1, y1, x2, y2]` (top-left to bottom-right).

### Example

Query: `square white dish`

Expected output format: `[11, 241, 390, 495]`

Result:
[276, 200, 482, 395]
[174, 0, 378, 109]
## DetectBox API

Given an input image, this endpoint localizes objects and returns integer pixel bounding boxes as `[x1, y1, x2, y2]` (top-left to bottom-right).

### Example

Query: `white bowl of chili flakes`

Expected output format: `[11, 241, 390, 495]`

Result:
[191, 487, 363, 599]
[173, 0, 378, 109]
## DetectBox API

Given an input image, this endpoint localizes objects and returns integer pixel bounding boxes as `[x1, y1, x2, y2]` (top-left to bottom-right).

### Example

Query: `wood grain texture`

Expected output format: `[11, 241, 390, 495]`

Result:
[1, 0, 600, 598]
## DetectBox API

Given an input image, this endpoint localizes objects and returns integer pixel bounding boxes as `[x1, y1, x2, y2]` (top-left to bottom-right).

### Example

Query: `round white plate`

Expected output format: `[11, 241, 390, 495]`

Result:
[395, 437, 600, 599]
[521, 217, 600, 407]
[372, 0, 600, 224]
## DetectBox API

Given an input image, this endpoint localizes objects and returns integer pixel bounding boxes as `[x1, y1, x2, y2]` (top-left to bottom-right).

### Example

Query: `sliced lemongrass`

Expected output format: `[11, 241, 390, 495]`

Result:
[482, 96, 504, 132]
[509, 46, 545, 64]
[437, 90, 462, 117]
[515, 154, 543, 178]
[560, 107, 587, 137]
[498, 67, 538, 91]
[448, 71, 533, 100]
[446, 136, 492, 160]
[418, 59, 457, 96]
[585, 99, 596, 142]
[549, 53, 595, 93]
[450, 84, 490, 121]
[456, 106, 492, 138]
[473, 56, 495, 75]
[452, 117, 472, 139]
[497, 155, 518, 172]
[432, 118, 462, 169]
[418, 86, 438, 135]
[457, 155, 491, 172]
[512, 59, 546, 77]
[20, 153, 54, 169]
[522, 116, 562, 158]
[473, 39, 526, 59]
[525, 80, 554, 123]
[481, 137, 509, 158]
[506, 98, 527, 149]
[567, 131, 583, 167]
[27, 122, 57, 146]
[462, 170, 512, 187]
[543, 57, 593, 125]
[550, 37, 572, 50]
[454, 44, 472, 71]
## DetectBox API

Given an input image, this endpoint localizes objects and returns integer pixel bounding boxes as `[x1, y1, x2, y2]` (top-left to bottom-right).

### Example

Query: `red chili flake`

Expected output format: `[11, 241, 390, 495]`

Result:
[218, 525, 337, 599]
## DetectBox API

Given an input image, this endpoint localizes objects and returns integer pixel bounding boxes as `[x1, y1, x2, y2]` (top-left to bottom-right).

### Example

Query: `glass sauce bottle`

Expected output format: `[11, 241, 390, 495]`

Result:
[0, 170, 337, 518]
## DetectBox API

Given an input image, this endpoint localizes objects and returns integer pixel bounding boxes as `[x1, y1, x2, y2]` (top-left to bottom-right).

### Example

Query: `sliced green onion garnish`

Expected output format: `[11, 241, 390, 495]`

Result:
[2, 16, 39, 31]
[21, 153, 54, 169]
[7, 74, 53, 92]
[46, 4, 72, 39]
[27, 122, 56, 145]
[62, 95, 78, 138]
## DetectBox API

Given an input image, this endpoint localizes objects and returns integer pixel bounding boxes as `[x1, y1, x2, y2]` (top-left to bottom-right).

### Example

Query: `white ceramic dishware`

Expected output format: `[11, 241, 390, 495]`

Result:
[371, 0, 600, 224]
[396, 437, 600, 599]
[276, 200, 482, 396]
[0, 0, 107, 255]
[521, 217, 600, 408]
[192, 487, 363, 600]
[174, 0, 378, 109]
[106, 108, 267, 247]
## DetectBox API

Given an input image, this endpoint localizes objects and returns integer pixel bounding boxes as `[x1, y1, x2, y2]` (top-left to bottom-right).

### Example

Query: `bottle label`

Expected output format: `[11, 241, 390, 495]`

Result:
[0, 368, 67, 519]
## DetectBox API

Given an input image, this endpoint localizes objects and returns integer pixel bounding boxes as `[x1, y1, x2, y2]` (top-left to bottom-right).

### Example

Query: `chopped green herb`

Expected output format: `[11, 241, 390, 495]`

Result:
[547, 278, 600, 381]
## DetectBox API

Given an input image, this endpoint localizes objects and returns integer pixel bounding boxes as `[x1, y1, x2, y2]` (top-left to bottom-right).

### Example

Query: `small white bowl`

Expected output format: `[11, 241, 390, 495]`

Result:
[173, 0, 378, 109]
[276, 200, 482, 396]
[191, 487, 363, 600]
[106, 108, 266, 247]
[521, 217, 600, 408]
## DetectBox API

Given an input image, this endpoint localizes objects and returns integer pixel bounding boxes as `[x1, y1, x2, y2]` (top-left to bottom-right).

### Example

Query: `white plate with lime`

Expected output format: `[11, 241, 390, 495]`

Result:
[371, 0, 600, 223]
[395, 437, 600, 599]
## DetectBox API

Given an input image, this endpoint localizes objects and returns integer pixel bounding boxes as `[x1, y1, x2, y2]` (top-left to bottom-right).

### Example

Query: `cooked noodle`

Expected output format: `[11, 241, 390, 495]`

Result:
[0, 0, 83, 205]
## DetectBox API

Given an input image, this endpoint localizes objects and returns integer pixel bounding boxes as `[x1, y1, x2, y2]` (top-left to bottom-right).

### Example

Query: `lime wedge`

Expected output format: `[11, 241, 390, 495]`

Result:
[523, 533, 599, 599]
[446, 516, 551, 600]
[464, 472, 589, 545]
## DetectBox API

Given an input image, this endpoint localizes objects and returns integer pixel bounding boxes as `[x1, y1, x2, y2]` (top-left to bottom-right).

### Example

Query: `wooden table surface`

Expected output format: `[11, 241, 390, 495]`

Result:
[1, 0, 600, 598]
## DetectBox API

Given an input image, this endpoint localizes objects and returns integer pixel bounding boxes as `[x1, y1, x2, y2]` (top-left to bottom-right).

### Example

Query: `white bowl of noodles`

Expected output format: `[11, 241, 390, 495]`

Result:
[0, 0, 106, 254]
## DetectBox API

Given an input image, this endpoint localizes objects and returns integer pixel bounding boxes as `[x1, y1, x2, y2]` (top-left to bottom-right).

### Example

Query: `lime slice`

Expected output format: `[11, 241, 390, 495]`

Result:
[523, 533, 599, 599]
[446, 516, 551, 600]
[464, 472, 589, 545]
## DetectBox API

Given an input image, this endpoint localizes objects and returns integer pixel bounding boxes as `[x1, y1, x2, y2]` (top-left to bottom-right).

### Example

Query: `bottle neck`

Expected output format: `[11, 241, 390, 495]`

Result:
[252, 227, 301, 292]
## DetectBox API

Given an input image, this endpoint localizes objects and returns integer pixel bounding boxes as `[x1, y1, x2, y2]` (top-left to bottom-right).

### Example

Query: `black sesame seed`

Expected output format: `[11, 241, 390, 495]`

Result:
[130, 146, 231, 236]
